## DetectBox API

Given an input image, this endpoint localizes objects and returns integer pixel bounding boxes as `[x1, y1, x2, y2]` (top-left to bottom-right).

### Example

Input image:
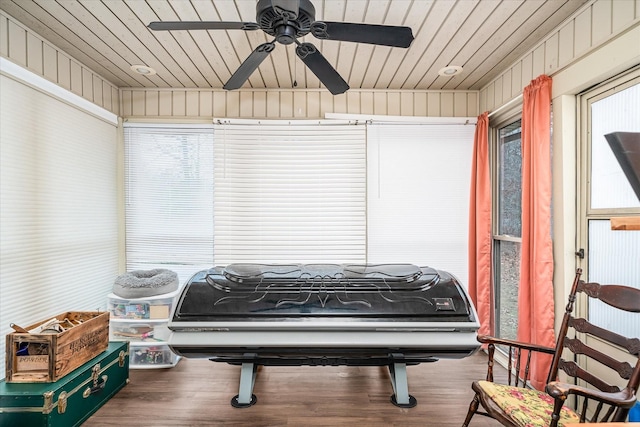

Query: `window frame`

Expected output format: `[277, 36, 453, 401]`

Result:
[577, 67, 640, 316]
[490, 110, 523, 340]
[579, 70, 640, 222]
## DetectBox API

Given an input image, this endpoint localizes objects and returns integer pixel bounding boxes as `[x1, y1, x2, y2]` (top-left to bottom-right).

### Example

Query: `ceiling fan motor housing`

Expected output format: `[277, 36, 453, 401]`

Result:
[256, 0, 315, 44]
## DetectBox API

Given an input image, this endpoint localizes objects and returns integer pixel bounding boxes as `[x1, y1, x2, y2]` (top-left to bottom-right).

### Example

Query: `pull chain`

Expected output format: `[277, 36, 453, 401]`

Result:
[293, 44, 298, 87]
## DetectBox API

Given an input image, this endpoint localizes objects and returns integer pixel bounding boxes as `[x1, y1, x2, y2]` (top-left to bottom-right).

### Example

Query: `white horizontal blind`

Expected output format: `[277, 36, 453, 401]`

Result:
[0, 73, 118, 379]
[588, 220, 640, 338]
[213, 121, 366, 264]
[124, 125, 214, 284]
[366, 123, 476, 287]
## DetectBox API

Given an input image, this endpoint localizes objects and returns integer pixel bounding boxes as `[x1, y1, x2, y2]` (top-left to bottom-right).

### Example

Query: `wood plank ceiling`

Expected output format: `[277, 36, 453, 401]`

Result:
[0, 0, 588, 92]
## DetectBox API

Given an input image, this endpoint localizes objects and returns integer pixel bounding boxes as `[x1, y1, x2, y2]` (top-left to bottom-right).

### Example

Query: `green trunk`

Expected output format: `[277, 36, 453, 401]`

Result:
[0, 341, 129, 427]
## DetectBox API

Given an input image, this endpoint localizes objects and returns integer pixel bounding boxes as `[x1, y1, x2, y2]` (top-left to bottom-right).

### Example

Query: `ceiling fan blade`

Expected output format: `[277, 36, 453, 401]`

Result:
[311, 22, 414, 48]
[271, 0, 300, 19]
[296, 42, 348, 95]
[148, 21, 259, 31]
[224, 42, 276, 91]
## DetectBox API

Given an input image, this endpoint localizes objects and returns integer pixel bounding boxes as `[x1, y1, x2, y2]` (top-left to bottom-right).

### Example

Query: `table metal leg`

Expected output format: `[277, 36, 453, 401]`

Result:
[230, 354, 259, 408]
[388, 353, 417, 408]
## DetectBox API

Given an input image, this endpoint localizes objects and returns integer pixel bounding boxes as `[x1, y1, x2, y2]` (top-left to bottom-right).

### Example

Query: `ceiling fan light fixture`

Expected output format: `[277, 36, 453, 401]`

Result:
[438, 65, 463, 77]
[130, 65, 156, 76]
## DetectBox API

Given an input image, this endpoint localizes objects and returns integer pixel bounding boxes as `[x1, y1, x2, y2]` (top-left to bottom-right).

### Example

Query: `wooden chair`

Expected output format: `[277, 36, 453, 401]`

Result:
[462, 269, 640, 427]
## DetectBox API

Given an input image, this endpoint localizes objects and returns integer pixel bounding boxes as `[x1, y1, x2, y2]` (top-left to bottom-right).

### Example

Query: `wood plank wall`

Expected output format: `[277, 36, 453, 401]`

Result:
[479, 0, 640, 112]
[0, 10, 119, 115]
[119, 88, 479, 120]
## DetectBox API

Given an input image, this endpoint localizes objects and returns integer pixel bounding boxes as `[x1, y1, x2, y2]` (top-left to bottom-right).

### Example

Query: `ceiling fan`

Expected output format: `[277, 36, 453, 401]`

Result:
[148, 0, 414, 95]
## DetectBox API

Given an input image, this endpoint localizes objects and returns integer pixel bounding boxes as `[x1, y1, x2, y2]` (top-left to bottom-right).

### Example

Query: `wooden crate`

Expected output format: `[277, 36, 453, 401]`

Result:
[5, 311, 109, 383]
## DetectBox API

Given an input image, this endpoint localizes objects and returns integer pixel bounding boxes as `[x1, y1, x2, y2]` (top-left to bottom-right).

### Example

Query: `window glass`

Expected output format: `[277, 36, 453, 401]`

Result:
[493, 119, 523, 340]
[587, 220, 639, 337]
[495, 240, 520, 340]
[498, 122, 522, 236]
[590, 83, 640, 209]
[124, 125, 215, 284]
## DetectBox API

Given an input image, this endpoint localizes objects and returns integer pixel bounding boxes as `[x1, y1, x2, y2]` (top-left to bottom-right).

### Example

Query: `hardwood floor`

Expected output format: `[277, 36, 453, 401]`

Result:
[85, 351, 505, 426]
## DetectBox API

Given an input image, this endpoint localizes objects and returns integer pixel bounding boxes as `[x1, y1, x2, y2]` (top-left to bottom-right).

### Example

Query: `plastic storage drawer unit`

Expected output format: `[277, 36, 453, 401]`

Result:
[129, 344, 179, 369]
[107, 289, 180, 369]
[107, 289, 180, 320]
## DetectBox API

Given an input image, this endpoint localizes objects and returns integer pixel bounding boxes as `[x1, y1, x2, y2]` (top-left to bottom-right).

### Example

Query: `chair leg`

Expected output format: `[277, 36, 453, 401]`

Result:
[462, 394, 480, 427]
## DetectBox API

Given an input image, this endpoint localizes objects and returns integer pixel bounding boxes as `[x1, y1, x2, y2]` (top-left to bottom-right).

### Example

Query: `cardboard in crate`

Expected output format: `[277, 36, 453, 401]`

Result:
[5, 311, 109, 383]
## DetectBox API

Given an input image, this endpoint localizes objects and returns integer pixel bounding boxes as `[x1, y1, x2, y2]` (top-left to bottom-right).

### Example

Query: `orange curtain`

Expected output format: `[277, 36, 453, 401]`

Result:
[518, 75, 555, 390]
[468, 112, 493, 336]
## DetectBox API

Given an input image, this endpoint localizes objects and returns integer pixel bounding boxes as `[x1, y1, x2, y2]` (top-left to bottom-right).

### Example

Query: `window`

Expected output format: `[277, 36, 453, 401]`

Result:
[493, 119, 522, 340]
[1, 69, 118, 379]
[212, 121, 366, 265]
[366, 122, 475, 285]
[125, 121, 366, 278]
[124, 119, 475, 288]
[579, 70, 640, 338]
[124, 125, 215, 284]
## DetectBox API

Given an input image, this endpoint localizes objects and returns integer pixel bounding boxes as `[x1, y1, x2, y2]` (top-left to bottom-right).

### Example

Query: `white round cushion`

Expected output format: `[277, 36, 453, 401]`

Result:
[113, 269, 179, 298]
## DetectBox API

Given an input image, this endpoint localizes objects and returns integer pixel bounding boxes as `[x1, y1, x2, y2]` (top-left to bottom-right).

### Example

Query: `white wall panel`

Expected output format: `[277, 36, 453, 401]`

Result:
[558, 21, 575, 67]
[308, 91, 321, 117]
[414, 92, 427, 116]
[0, 15, 7, 57]
[26, 32, 42, 73]
[93, 77, 103, 107]
[612, 0, 636, 32]
[186, 91, 199, 117]
[172, 91, 186, 116]
[199, 91, 213, 117]
[7, 19, 25, 65]
[43, 43, 57, 82]
[118, 88, 480, 120]
[546, 33, 559, 72]
[57, 53, 71, 90]
[574, 8, 592, 57]
[592, 0, 612, 44]
[70, 61, 82, 95]
[159, 91, 172, 116]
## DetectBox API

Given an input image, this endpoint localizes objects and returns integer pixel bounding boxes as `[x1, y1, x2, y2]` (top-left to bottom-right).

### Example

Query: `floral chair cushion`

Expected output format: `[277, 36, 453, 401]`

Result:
[477, 380, 581, 427]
